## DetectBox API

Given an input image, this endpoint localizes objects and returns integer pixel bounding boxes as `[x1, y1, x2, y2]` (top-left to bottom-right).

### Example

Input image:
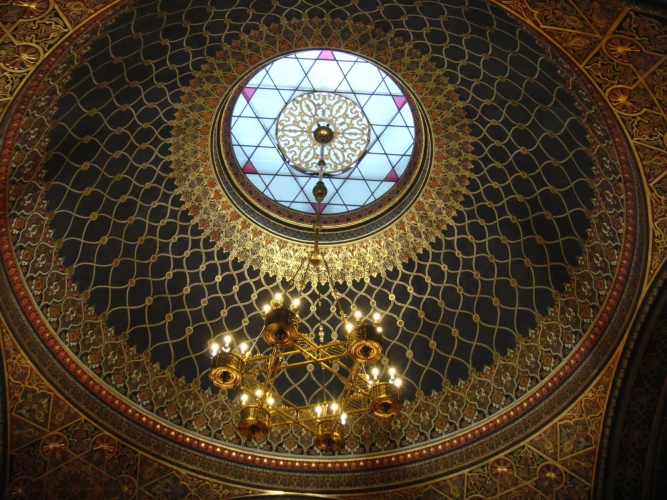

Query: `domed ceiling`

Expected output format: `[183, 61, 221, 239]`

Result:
[1, 0, 661, 497]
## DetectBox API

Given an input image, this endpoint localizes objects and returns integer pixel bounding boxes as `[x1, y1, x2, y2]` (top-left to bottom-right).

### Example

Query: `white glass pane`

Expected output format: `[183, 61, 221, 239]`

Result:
[394, 156, 411, 177]
[233, 118, 266, 147]
[345, 63, 383, 93]
[307, 60, 345, 91]
[246, 174, 266, 189]
[292, 190, 309, 203]
[401, 105, 415, 127]
[385, 77, 402, 94]
[356, 153, 392, 180]
[337, 180, 372, 206]
[372, 181, 394, 199]
[365, 180, 381, 198]
[239, 103, 257, 117]
[249, 89, 285, 118]
[267, 175, 302, 201]
[249, 147, 283, 174]
[232, 98, 248, 116]
[266, 57, 306, 88]
[337, 61, 354, 74]
[322, 204, 346, 214]
[378, 126, 413, 155]
[233, 146, 248, 165]
[247, 68, 268, 87]
[290, 202, 315, 213]
[333, 51, 358, 61]
[364, 95, 402, 125]
[294, 50, 321, 60]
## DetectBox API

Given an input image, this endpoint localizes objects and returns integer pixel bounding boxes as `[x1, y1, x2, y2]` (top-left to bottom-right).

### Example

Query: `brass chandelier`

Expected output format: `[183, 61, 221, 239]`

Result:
[209, 108, 402, 453]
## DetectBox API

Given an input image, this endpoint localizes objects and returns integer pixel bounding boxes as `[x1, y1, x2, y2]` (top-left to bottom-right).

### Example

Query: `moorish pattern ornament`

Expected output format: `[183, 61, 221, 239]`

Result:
[169, 16, 474, 283]
[0, 0, 639, 471]
[275, 92, 370, 175]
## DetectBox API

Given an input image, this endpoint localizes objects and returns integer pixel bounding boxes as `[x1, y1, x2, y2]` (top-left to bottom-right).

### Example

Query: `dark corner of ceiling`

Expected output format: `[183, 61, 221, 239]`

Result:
[597, 260, 667, 500]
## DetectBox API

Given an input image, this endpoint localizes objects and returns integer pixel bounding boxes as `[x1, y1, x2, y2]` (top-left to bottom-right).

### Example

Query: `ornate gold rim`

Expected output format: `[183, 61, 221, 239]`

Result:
[169, 17, 474, 283]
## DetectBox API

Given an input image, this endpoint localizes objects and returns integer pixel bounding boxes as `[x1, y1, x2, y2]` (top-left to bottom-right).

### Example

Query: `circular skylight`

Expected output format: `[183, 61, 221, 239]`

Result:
[228, 49, 416, 215]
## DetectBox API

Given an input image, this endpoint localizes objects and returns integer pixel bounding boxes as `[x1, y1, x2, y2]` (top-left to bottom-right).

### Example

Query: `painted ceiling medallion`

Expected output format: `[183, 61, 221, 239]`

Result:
[275, 92, 370, 176]
[170, 19, 473, 283]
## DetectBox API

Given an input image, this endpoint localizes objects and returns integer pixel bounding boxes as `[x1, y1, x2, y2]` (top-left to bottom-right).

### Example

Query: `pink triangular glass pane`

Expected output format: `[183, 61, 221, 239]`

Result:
[243, 160, 257, 174]
[242, 87, 257, 101]
[384, 169, 399, 182]
[311, 202, 327, 212]
[318, 50, 336, 60]
[392, 96, 407, 109]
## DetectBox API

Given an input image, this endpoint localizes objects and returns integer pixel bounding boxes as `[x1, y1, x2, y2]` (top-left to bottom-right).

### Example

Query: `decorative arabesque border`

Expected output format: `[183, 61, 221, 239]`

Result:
[168, 16, 474, 284]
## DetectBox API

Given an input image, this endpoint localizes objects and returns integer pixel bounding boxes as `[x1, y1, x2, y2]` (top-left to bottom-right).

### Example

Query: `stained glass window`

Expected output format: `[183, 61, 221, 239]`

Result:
[229, 50, 416, 215]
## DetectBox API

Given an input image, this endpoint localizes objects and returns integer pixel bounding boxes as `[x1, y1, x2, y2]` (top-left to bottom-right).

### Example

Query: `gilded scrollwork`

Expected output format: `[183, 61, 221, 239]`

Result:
[275, 92, 370, 175]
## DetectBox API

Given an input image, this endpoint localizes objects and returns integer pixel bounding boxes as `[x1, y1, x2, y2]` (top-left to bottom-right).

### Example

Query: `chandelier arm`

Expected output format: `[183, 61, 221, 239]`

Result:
[245, 353, 348, 374]
[260, 346, 280, 398]
[268, 405, 319, 434]
[289, 352, 357, 389]
[244, 340, 347, 365]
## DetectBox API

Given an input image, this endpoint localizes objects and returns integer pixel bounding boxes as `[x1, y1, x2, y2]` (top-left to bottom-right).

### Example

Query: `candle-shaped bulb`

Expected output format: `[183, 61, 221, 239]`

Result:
[341, 413, 347, 425]
[330, 402, 339, 412]
[275, 293, 282, 302]
[394, 378, 402, 388]
[210, 343, 219, 357]
[292, 298, 300, 307]
[354, 310, 362, 320]
[239, 343, 248, 354]
[315, 405, 322, 417]
[372, 367, 379, 378]
[255, 389, 263, 397]
[267, 395, 275, 406]
[373, 312, 381, 322]
[377, 327, 383, 333]
[222, 335, 231, 353]
[241, 393, 248, 404]
[345, 322, 353, 332]
[389, 367, 396, 377]
[262, 304, 271, 313]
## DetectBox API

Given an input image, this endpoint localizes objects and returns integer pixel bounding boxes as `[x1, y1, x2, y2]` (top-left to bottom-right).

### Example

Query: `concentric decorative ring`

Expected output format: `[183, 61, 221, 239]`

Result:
[171, 22, 473, 283]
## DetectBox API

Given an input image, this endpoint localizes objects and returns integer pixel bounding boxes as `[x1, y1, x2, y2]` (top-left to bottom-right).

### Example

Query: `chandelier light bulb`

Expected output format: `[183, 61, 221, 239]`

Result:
[275, 293, 283, 301]
[262, 304, 271, 313]
[345, 322, 353, 332]
[239, 343, 248, 353]
[394, 378, 403, 388]
[340, 413, 347, 425]
[255, 389, 263, 397]
[241, 393, 248, 404]
[267, 396, 275, 406]
[354, 310, 362, 319]
[372, 367, 379, 378]
[210, 343, 219, 357]
[389, 367, 396, 376]
[315, 405, 322, 417]
[330, 402, 339, 412]
[292, 298, 300, 307]
[223, 335, 232, 344]
[377, 327, 383, 333]
[373, 312, 381, 321]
